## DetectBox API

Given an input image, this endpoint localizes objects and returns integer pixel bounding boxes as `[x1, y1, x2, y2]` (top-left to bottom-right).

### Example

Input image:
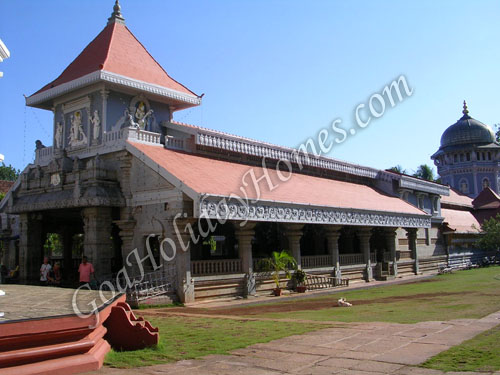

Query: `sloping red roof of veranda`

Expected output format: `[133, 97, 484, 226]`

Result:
[30, 21, 196, 97]
[441, 208, 482, 234]
[129, 142, 428, 217]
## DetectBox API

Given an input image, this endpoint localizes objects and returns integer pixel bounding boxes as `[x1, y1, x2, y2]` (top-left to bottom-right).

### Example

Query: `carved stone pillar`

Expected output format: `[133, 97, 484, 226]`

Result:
[284, 224, 304, 269]
[114, 219, 137, 274]
[168, 218, 195, 304]
[325, 226, 342, 278]
[18, 213, 44, 283]
[83, 207, 114, 280]
[384, 227, 398, 277]
[406, 228, 419, 274]
[235, 222, 256, 296]
[357, 227, 373, 282]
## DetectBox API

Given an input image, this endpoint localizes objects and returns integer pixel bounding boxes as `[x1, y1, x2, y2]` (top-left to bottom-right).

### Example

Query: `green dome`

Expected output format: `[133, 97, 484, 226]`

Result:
[440, 102, 496, 149]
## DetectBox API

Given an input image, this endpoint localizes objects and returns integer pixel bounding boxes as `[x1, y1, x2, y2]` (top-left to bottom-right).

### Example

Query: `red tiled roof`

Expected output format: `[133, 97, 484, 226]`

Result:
[129, 142, 427, 217]
[472, 187, 500, 210]
[441, 188, 473, 207]
[441, 208, 482, 234]
[0, 180, 14, 195]
[30, 22, 196, 97]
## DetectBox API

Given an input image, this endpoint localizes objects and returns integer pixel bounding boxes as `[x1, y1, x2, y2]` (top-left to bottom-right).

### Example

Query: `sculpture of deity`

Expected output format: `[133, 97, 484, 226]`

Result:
[90, 110, 101, 141]
[134, 101, 153, 130]
[68, 110, 87, 147]
[55, 122, 63, 149]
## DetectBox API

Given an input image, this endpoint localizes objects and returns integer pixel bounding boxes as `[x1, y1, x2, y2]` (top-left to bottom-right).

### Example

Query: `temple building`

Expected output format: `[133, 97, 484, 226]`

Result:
[432, 102, 500, 198]
[2, 2, 494, 303]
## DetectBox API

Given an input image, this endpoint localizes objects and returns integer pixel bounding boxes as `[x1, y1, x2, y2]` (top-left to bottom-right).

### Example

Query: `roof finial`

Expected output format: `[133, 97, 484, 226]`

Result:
[462, 100, 469, 116]
[107, 0, 125, 25]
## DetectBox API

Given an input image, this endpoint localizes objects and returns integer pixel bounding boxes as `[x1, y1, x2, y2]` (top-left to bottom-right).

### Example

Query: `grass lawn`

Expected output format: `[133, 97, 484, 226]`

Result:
[422, 324, 500, 372]
[105, 267, 500, 368]
[105, 316, 324, 368]
[240, 267, 500, 323]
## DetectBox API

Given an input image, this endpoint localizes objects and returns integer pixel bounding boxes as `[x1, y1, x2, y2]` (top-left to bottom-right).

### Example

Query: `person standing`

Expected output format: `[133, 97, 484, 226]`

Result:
[78, 256, 94, 287]
[40, 257, 51, 286]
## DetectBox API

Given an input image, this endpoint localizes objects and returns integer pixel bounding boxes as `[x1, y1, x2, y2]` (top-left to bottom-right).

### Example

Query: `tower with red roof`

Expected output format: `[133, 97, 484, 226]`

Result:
[27, 0, 200, 149]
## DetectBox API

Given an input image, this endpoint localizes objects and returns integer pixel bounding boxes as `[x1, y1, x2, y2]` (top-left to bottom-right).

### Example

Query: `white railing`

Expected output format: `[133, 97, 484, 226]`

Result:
[35, 146, 53, 165]
[191, 259, 242, 276]
[339, 253, 364, 265]
[196, 132, 379, 179]
[302, 255, 332, 269]
[134, 129, 161, 144]
[103, 128, 125, 143]
[165, 136, 185, 150]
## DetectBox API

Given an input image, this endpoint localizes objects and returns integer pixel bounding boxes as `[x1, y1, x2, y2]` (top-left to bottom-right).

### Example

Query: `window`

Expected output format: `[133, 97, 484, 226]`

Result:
[482, 178, 490, 189]
[476, 152, 480, 161]
[418, 196, 424, 209]
[454, 154, 458, 163]
[459, 179, 469, 194]
[460, 154, 464, 162]
[432, 197, 439, 213]
[466, 153, 470, 161]
[488, 152, 492, 161]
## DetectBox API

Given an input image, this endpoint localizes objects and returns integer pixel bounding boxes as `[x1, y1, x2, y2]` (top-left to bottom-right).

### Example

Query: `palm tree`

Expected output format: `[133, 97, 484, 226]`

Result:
[261, 250, 297, 295]
[387, 165, 407, 174]
[413, 164, 435, 181]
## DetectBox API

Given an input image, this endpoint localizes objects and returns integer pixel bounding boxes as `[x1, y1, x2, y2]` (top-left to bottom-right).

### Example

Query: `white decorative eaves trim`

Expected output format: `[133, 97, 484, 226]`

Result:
[198, 195, 431, 228]
[26, 70, 201, 107]
[99, 71, 201, 105]
[399, 176, 449, 196]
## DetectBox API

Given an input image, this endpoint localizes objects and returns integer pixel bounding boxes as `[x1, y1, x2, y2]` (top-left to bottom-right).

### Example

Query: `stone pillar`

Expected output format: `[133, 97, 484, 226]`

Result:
[235, 222, 256, 296]
[284, 224, 304, 269]
[384, 227, 398, 277]
[357, 227, 373, 282]
[114, 219, 136, 274]
[168, 218, 195, 304]
[83, 207, 114, 281]
[325, 226, 342, 278]
[406, 228, 419, 274]
[18, 213, 44, 283]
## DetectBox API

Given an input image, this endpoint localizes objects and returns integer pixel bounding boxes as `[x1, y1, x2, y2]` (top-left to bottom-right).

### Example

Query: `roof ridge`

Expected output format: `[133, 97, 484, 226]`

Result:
[101, 22, 116, 70]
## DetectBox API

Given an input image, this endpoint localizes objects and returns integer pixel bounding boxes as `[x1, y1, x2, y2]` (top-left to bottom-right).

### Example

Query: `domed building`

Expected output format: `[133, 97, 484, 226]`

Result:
[432, 102, 500, 198]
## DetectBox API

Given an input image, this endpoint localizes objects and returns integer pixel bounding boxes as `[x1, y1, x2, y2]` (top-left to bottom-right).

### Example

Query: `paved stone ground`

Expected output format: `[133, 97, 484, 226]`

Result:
[89, 310, 500, 375]
[0, 284, 115, 321]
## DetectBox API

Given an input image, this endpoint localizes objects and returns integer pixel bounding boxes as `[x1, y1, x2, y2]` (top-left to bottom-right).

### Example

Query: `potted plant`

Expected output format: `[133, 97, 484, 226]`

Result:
[262, 250, 297, 296]
[292, 269, 307, 293]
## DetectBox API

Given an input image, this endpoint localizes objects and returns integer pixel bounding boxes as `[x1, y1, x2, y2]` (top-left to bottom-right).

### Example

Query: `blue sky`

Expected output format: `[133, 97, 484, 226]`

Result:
[0, 0, 498, 174]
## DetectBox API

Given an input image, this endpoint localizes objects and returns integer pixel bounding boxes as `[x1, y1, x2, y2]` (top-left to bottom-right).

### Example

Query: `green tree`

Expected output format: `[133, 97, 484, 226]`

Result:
[495, 124, 500, 143]
[0, 163, 20, 181]
[477, 214, 500, 251]
[413, 164, 436, 181]
[0, 192, 5, 201]
[261, 250, 297, 291]
[388, 165, 407, 174]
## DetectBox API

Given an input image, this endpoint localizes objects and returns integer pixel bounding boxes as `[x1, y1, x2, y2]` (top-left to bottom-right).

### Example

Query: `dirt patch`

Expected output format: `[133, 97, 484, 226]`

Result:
[144, 291, 470, 317]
